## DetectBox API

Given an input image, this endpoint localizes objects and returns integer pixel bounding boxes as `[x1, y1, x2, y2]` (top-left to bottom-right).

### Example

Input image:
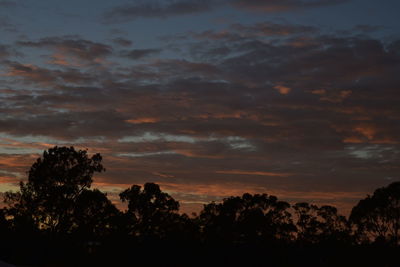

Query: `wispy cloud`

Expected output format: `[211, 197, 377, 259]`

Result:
[216, 170, 293, 177]
[103, 0, 351, 23]
[232, 0, 350, 12]
[121, 48, 162, 60]
[103, 0, 221, 23]
[18, 37, 113, 66]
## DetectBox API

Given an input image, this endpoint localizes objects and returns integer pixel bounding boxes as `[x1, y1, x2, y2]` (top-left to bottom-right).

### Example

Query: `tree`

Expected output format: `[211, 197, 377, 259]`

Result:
[199, 193, 295, 244]
[4, 146, 105, 234]
[293, 202, 350, 244]
[119, 182, 182, 239]
[0, 208, 9, 234]
[350, 182, 400, 245]
[72, 189, 121, 238]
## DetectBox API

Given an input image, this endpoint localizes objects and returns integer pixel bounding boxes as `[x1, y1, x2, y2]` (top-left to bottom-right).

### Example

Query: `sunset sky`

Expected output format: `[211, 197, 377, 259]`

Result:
[1, 0, 399, 214]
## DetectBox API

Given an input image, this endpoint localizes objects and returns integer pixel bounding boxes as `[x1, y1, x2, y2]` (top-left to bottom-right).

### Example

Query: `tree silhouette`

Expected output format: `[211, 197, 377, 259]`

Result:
[119, 182, 182, 239]
[1, 146, 399, 266]
[72, 189, 121, 238]
[4, 146, 105, 234]
[350, 182, 400, 245]
[200, 193, 295, 244]
[293, 202, 351, 244]
[0, 208, 9, 235]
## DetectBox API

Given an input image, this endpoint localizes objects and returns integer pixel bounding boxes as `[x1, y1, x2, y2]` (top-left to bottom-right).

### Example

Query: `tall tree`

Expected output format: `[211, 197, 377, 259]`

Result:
[72, 189, 121, 238]
[119, 182, 182, 239]
[200, 193, 295, 244]
[293, 202, 350, 244]
[4, 146, 105, 234]
[350, 182, 400, 245]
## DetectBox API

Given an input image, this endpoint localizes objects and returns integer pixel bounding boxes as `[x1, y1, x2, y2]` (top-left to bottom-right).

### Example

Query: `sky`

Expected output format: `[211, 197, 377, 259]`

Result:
[1, 0, 400, 215]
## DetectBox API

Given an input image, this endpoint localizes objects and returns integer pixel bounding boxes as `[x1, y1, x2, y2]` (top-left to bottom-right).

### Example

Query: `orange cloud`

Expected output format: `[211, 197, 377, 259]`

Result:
[310, 89, 326, 95]
[354, 125, 376, 140]
[125, 117, 159, 124]
[287, 36, 318, 48]
[48, 53, 72, 66]
[4, 63, 59, 85]
[0, 137, 56, 151]
[274, 84, 291, 95]
[343, 137, 364, 144]
[320, 90, 352, 103]
[0, 175, 19, 184]
[216, 170, 292, 177]
[0, 154, 37, 168]
[150, 181, 367, 216]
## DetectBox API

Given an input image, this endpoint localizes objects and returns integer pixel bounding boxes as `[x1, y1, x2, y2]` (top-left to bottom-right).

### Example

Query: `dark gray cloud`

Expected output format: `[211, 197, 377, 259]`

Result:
[18, 37, 113, 65]
[182, 21, 319, 51]
[103, 0, 220, 23]
[352, 24, 385, 33]
[5, 62, 97, 86]
[121, 48, 162, 60]
[103, 0, 351, 23]
[112, 37, 133, 47]
[232, 0, 350, 12]
[230, 22, 318, 36]
[0, 44, 11, 59]
[0, 0, 16, 7]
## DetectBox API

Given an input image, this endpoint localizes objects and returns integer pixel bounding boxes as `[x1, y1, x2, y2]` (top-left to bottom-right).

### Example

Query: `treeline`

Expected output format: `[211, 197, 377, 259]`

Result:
[1, 146, 399, 266]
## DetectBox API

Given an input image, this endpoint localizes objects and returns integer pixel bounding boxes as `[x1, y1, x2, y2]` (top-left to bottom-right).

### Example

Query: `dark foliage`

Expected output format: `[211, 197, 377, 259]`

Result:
[4, 146, 105, 235]
[350, 182, 400, 245]
[293, 202, 352, 245]
[0, 146, 399, 266]
[200, 193, 295, 245]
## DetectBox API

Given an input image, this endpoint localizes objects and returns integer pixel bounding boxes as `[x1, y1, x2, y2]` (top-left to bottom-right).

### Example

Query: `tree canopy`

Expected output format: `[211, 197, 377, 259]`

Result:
[350, 182, 400, 245]
[200, 193, 295, 244]
[4, 146, 105, 234]
[119, 182, 187, 240]
[0, 146, 399, 266]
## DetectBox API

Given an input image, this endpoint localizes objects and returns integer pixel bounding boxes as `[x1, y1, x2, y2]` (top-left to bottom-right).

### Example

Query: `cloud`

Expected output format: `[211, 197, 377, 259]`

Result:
[0, 0, 16, 7]
[126, 117, 160, 124]
[103, 0, 351, 23]
[352, 24, 385, 33]
[112, 38, 133, 47]
[230, 22, 318, 36]
[216, 170, 293, 177]
[1, 22, 400, 215]
[232, 0, 350, 12]
[121, 48, 162, 60]
[18, 37, 113, 66]
[274, 84, 292, 95]
[3, 30, 400, 149]
[103, 0, 220, 23]
[5, 62, 96, 86]
[0, 45, 11, 59]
